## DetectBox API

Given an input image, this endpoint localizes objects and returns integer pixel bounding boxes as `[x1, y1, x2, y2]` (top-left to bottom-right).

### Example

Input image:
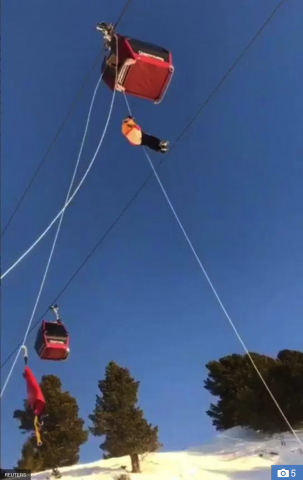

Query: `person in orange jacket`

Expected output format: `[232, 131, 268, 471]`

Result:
[122, 116, 169, 153]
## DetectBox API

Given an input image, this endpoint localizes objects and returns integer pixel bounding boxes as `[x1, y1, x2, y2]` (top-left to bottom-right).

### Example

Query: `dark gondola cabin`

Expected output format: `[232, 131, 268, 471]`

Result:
[35, 321, 70, 361]
[102, 35, 174, 103]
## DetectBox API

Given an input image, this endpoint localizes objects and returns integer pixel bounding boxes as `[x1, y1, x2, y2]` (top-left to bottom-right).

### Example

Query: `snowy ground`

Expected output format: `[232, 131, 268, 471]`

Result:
[33, 427, 303, 480]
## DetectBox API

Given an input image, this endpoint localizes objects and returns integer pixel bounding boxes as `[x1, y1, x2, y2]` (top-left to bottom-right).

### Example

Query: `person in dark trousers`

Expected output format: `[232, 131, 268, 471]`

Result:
[96, 22, 114, 50]
[122, 116, 169, 153]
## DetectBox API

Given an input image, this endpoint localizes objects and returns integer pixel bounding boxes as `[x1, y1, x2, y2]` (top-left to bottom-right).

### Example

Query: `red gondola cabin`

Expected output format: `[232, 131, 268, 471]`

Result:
[35, 321, 70, 361]
[102, 35, 174, 103]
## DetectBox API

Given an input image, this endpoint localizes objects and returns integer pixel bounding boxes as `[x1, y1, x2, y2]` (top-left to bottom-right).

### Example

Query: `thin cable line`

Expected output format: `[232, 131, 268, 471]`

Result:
[1, 51, 103, 238]
[0, 6, 133, 371]
[167, 0, 289, 157]
[114, 0, 133, 29]
[0, 0, 289, 378]
[0, 37, 119, 397]
[123, 91, 303, 448]
[1, 73, 115, 281]
[1, 0, 133, 237]
[3, 0, 287, 279]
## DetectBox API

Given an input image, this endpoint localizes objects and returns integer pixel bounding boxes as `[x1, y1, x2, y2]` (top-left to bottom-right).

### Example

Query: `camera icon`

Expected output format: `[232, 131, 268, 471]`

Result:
[277, 469, 289, 477]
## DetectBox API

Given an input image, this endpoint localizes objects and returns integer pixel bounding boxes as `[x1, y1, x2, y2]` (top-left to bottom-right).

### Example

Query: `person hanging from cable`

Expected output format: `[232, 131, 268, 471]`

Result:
[122, 116, 169, 153]
[21, 346, 46, 447]
[96, 22, 114, 50]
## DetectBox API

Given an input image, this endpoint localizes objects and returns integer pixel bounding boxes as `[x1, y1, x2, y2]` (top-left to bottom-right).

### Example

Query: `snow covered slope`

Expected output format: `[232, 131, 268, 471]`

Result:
[32, 428, 303, 480]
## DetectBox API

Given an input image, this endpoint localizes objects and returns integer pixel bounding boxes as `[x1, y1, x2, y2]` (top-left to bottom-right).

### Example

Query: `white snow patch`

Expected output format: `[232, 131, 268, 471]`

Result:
[32, 428, 303, 480]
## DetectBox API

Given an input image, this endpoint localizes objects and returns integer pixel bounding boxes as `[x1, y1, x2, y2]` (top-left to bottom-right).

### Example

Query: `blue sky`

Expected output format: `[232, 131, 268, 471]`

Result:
[2, 0, 303, 469]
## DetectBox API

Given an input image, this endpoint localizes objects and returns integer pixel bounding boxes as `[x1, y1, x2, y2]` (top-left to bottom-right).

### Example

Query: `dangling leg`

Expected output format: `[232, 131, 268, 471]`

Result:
[141, 132, 169, 153]
[96, 22, 114, 50]
[141, 132, 160, 151]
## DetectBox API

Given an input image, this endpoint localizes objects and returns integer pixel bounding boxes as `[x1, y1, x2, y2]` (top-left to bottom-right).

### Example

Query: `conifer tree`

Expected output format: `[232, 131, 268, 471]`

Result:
[89, 361, 161, 473]
[14, 375, 88, 472]
[204, 350, 303, 434]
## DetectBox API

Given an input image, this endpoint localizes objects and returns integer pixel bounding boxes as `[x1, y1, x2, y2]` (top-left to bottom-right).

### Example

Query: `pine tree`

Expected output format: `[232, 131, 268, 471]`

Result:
[15, 438, 44, 471]
[14, 375, 88, 472]
[89, 361, 161, 473]
[267, 350, 303, 432]
[204, 350, 303, 434]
